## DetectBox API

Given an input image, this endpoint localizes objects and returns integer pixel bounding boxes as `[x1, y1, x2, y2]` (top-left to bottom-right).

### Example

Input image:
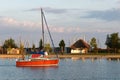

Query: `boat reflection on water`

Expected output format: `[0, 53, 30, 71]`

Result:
[17, 66, 59, 71]
[70, 57, 120, 62]
[71, 57, 101, 62]
[71, 57, 81, 60]
[107, 58, 120, 61]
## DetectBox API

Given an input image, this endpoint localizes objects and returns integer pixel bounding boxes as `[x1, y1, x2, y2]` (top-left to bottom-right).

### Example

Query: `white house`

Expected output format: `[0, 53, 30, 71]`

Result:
[70, 39, 90, 54]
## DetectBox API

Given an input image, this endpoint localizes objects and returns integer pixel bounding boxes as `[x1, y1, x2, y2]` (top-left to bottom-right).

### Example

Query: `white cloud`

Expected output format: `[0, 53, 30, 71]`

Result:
[0, 16, 119, 35]
[1, 17, 18, 25]
[0, 17, 87, 33]
[0, 17, 40, 29]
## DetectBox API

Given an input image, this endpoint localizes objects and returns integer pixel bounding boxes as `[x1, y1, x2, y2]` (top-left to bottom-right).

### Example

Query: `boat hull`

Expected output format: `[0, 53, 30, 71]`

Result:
[16, 58, 59, 67]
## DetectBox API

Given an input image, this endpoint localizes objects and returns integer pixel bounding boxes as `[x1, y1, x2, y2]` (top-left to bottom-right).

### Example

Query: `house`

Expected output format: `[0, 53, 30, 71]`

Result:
[7, 48, 20, 54]
[70, 39, 90, 54]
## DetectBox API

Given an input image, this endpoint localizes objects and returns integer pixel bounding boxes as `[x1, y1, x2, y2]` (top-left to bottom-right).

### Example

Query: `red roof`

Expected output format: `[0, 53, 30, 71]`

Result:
[71, 39, 90, 49]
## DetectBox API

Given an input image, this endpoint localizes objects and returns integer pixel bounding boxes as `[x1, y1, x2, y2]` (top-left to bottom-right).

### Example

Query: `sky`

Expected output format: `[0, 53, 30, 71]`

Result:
[0, 0, 120, 48]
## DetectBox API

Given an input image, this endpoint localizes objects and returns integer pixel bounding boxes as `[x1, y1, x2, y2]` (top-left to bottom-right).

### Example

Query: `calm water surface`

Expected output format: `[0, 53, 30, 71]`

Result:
[0, 58, 120, 80]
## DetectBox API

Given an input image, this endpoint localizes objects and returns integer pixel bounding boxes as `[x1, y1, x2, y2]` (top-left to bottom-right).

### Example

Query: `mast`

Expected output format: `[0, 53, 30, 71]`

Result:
[41, 9, 44, 48]
[41, 8, 58, 58]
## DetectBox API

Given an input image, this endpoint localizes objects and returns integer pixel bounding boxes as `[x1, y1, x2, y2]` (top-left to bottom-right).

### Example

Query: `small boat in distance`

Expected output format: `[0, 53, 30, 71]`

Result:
[16, 8, 59, 67]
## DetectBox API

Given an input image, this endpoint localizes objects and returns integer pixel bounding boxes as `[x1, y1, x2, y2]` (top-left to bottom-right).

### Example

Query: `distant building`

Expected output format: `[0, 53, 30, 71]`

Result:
[70, 39, 90, 54]
[7, 48, 20, 54]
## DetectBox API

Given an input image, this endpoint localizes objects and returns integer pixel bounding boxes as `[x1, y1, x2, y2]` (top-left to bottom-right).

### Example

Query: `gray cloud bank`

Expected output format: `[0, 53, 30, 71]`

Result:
[83, 8, 120, 21]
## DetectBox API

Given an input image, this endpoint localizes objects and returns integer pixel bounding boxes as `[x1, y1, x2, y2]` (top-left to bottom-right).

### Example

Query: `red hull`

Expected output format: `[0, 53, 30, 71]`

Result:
[16, 58, 59, 67]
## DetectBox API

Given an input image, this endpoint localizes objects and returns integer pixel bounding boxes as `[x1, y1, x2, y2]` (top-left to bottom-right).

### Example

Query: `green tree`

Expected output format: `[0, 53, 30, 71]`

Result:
[90, 37, 97, 49]
[39, 39, 43, 50]
[32, 43, 36, 52]
[59, 40, 65, 54]
[105, 32, 120, 53]
[2, 38, 18, 48]
[90, 37, 98, 53]
[105, 34, 111, 48]
[19, 42, 24, 53]
[19, 42, 24, 60]
[105, 34, 111, 53]
[44, 43, 52, 53]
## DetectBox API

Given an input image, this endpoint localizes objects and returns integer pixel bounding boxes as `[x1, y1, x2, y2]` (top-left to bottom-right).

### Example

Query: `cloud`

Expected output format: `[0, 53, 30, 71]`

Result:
[0, 17, 83, 34]
[83, 8, 120, 21]
[0, 17, 39, 28]
[26, 7, 85, 16]
[0, 17, 19, 25]
[26, 7, 68, 14]
[0, 17, 42, 37]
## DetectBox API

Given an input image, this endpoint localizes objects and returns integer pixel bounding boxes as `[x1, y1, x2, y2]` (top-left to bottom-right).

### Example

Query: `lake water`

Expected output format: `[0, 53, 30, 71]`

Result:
[0, 58, 120, 80]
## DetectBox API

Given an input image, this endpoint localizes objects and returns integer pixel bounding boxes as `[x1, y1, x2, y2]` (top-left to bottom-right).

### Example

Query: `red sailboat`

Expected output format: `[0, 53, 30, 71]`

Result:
[16, 57, 59, 67]
[16, 8, 59, 67]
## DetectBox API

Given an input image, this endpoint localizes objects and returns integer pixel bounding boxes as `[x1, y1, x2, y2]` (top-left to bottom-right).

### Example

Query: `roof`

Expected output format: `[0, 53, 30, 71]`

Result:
[70, 39, 90, 49]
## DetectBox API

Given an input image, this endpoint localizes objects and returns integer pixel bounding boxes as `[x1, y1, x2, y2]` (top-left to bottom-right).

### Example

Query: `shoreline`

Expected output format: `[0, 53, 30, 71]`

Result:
[0, 54, 23, 58]
[1, 54, 120, 59]
[50, 54, 120, 59]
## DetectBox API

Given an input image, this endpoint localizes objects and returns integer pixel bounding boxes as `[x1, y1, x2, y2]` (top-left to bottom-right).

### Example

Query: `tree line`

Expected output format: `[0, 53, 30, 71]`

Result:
[90, 32, 120, 53]
[0, 32, 120, 54]
[105, 32, 120, 53]
[0, 38, 65, 54]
